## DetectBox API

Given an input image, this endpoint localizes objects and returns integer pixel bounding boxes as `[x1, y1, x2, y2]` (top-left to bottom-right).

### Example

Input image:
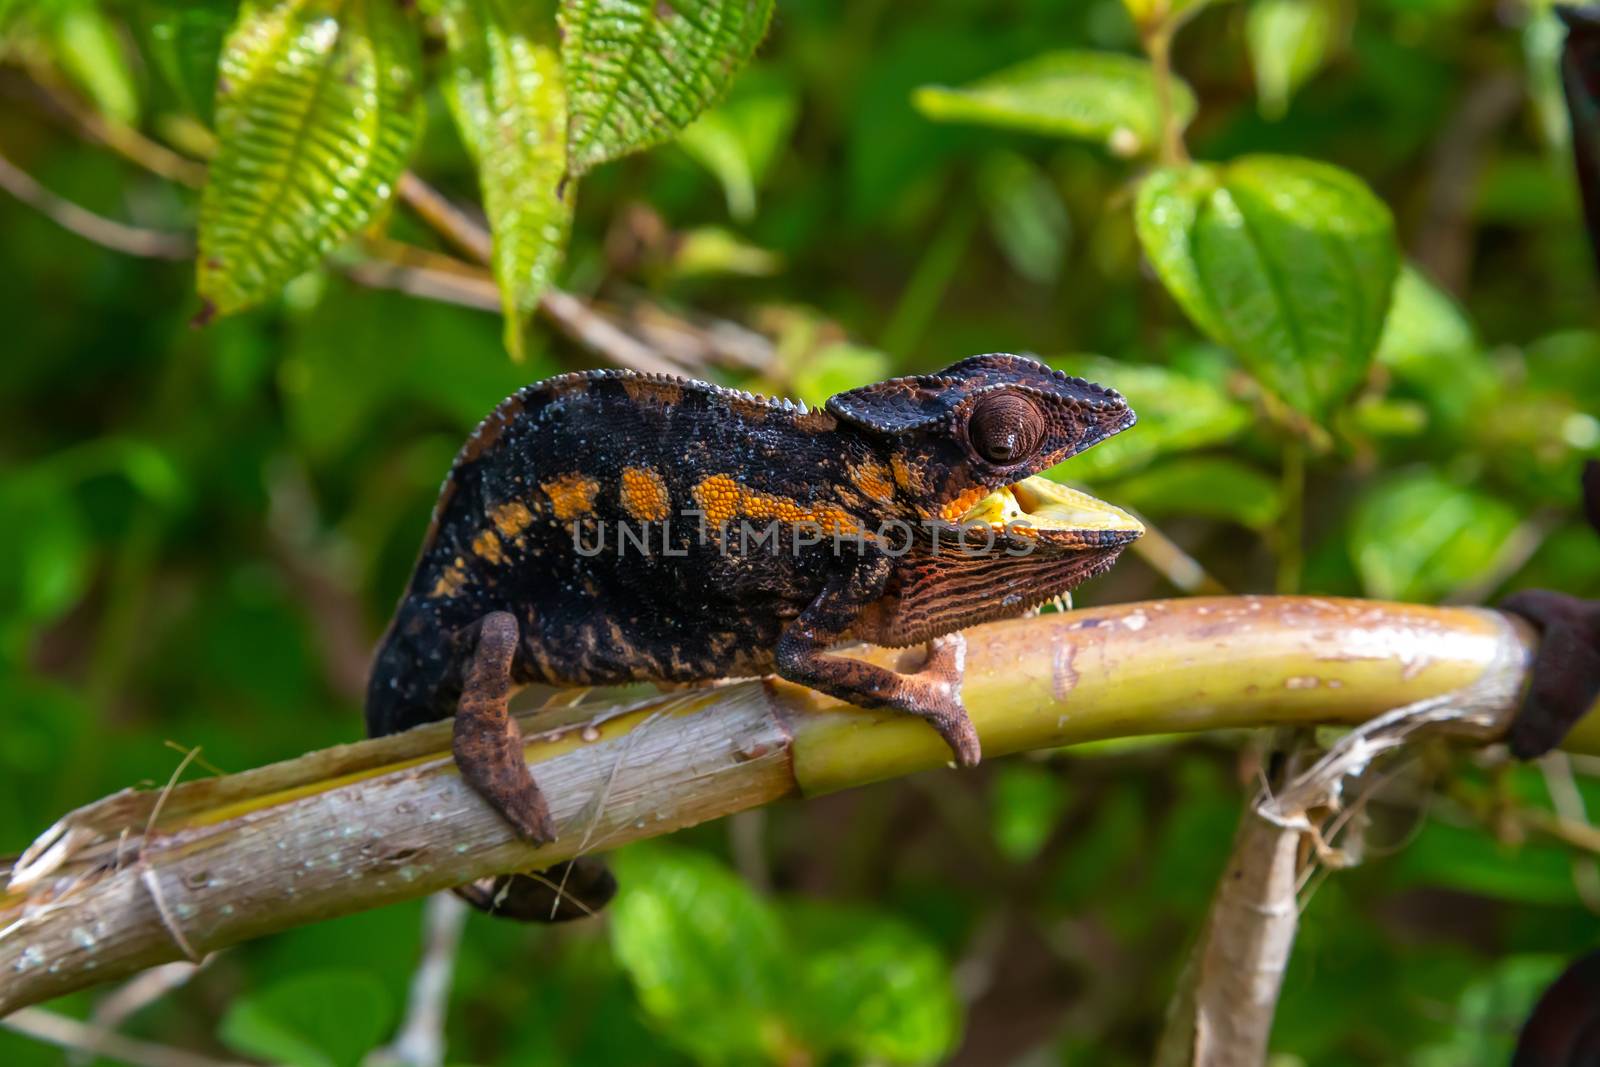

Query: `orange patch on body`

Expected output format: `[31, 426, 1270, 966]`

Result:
[489, 500, 534, 539]
[542, 473, 600, 520]
[472, 529, 505, 565]
[889, 454, 917, 491]
[938, 485, 989, 523]
[850, 460, 897, 504]
[620, 467, 671, 521]
[692, 474, 860, 535]
[430, 557, 469, 597]
[692, 473, 743, 526]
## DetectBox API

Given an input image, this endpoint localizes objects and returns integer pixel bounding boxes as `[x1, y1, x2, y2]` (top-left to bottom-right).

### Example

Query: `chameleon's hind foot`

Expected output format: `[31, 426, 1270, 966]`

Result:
[453, 858, 617, 923]
[453, 611, 556, 845]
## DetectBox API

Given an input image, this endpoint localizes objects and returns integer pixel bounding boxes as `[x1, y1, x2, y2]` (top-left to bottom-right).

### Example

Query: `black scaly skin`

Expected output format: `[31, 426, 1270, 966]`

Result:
[366, 354, 1140, 921]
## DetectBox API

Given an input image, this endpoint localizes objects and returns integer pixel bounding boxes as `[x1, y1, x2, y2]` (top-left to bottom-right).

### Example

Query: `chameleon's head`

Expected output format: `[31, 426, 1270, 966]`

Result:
[825, 353, 1143, 552]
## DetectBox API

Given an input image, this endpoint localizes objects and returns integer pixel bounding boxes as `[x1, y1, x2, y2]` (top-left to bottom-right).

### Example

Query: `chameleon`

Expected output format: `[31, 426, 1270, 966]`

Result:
[365, 353, 1145, 919]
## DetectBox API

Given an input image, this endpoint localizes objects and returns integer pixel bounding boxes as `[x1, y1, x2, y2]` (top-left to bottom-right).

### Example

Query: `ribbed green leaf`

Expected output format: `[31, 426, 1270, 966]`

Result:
[198, 0, 421, 316]
[1135, 155, 1398, 418]
[435, 0, 570, 360]
[560, 0, 776, 175]
[913, 51, 1196, 158]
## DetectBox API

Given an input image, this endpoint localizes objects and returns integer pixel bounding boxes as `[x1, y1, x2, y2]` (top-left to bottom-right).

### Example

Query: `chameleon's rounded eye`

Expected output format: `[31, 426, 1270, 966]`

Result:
[970, 392, 1045, 464]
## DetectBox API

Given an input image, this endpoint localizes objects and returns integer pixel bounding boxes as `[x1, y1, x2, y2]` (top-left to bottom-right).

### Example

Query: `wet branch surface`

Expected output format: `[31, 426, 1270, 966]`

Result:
[1, 596, 1591, 1018]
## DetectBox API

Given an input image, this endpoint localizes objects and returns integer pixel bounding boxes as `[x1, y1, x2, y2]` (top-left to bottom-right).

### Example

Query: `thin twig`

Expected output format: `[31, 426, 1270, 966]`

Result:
[0, 151, 192, 259]
[540, 289, 692, 376]
[367, 894, 468, 1067]
[393, 172, 695, 376]
[1126, 516, 1230, 595]
[138, 747, 206, 964]
[1539, 752, 1600, 912]
[86, 961, 207, 1046]
[396, 173, 493, 264]
[23, 66, 208, 188]
[3, 1008, 253, 1067]
[336, 255, 501, 312]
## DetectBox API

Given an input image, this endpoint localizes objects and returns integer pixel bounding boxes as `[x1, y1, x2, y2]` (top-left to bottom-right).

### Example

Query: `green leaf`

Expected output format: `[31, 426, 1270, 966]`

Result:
[676, 69, 799, 221]
[560, 0, 776, 176]
[664, 226, 781, 279]
[1412, 954, 1569, 1067]
[991, 763, 1071, 863]
[146, 0, 238, 124]
[434, 0, 570, 361]
[784, 902, 961, 1066]
[1375, 263, 1493, 434]
[1246, 0, 1337, 120]
[789, 343, 892, 408]
[1108, 456, 1282, 528]
[1395, 818, 1585, 906]
[198, 0, 422, 316]
[977, 150, 1070, 284]
[609, 846, 791, 1065]
[219, 970, 393, 1067]
[1377, 263, 1475, 367]
[53, 1, 140, 125]
[0, 475, 92, 636]
[1136, 155, 1399, 418]
[1348, 471, 1520, 602]
[913, 50, 1196, 157]
[1045, 354, 1252, 479]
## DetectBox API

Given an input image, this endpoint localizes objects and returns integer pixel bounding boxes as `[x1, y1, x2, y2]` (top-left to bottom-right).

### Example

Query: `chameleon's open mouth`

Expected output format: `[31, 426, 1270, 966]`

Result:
[957, 475, 1144, 538]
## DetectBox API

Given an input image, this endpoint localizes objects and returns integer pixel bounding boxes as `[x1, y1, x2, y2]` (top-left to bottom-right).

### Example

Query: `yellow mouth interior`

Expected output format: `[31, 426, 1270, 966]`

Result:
[958, 475, 1144, 535]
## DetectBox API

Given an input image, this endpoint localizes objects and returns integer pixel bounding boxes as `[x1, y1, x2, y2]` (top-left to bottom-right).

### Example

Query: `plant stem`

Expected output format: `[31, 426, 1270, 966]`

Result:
[1, 597, 1581, 1015]
[1276, 440, 1305, 594]
[1142, 21, 1189, 166]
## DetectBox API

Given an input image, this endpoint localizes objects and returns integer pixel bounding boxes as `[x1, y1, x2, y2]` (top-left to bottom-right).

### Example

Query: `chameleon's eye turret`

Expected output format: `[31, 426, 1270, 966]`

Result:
[969, 392, 1045, 465]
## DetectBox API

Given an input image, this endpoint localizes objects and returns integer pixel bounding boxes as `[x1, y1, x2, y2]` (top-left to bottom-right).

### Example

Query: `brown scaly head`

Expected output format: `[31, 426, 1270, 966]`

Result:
[827, 353, 1144, 645]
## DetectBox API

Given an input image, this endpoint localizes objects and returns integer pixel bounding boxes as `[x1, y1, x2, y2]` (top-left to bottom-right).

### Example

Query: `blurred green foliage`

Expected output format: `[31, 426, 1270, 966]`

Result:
[2, 0, 1600, 1063]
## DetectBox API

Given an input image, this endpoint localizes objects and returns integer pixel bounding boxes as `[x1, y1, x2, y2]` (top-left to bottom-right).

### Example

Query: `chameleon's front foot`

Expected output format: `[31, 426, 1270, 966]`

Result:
[453, 611, 556, 845]
[901, 633, 980, 767]
[776, 625, 981, 767]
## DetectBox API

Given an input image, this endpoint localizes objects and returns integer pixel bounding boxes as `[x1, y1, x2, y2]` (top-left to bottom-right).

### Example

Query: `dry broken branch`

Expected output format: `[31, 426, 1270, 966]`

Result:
[2, 596, 1594, 1018]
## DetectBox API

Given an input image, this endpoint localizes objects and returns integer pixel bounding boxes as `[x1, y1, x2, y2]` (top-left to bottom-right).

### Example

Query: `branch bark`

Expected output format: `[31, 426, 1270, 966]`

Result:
[1, 596, 1591, 1017]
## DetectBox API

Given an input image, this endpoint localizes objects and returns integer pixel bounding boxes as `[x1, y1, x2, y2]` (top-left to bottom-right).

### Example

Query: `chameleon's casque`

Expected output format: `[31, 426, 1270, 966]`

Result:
[366, 354, 1141, 919]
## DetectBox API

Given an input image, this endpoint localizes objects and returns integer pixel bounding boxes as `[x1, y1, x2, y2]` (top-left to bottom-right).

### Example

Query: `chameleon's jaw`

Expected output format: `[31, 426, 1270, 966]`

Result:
[956, 475, 1143, 542]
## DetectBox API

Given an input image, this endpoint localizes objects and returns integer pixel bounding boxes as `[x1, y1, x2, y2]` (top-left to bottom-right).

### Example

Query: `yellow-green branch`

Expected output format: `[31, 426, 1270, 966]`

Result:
[0, 596, 1591, 1016]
